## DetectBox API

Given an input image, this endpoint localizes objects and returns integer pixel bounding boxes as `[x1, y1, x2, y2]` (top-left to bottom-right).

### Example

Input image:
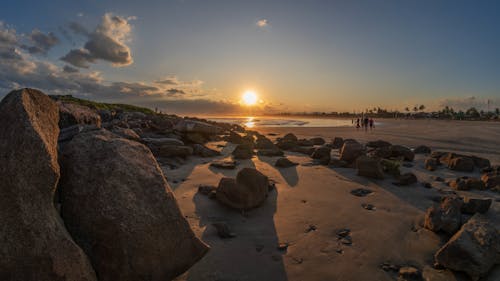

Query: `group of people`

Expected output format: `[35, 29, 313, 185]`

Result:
[353, 117, 374, 130]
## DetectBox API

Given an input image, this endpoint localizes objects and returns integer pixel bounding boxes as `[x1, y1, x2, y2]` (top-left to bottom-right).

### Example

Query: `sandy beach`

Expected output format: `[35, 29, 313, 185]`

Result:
[169, 119, 500, 281]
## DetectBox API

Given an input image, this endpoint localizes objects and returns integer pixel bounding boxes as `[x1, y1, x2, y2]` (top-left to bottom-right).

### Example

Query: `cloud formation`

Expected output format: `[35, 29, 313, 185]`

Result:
[439, 96, 500, 111]
[61, 13, 134, 68]
[21, 29, 59, 54]
[256, 19, 268, 28]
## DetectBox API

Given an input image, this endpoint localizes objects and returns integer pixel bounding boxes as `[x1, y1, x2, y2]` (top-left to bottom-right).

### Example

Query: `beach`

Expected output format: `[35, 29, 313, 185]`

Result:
[170, 119, 500, 281]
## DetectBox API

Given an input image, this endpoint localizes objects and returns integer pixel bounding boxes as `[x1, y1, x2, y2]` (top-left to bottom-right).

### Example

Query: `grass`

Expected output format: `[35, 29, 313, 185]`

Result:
[50, 95, 155, 115]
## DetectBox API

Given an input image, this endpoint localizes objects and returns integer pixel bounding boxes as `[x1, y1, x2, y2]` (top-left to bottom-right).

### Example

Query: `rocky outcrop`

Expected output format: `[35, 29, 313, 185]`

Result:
[59, 129, 208, 281]
[340, 141, 364, 163]
[424, 196, 463, 235]
[356, 156, 384, 179]
[58, 101, 102, 129]
[232, 143, 254, 159]
[174, 119, 222, 135]
[216, 168, 269, 210]
[435, 214, 499, 280]
[0, 89, 97, 281]
[331, 137, 344, 149]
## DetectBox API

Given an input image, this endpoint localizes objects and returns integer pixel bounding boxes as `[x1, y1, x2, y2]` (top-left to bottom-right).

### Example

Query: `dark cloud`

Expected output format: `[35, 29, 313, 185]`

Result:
[155, 77, 179, 85]
[134, 98, 244, 115]
[61, 13, 133, 68]
[166, 88, 186, 96]
[21, 30, 59, 54]
[63, 65, 79, 73]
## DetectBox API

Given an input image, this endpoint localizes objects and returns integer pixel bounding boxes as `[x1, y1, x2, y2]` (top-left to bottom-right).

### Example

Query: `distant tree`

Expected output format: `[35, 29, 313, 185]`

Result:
[413, 106, 418, 112]
[495, 108, 500, 115]
[466, 107, 480, 118]
[405, 107, 410, 112]
[419, 105, 425, 111]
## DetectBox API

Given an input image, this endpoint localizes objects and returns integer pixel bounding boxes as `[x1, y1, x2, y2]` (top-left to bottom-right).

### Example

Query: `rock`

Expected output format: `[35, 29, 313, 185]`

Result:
[283, 133, 298, 142]
[275, 157, 299, 168]
[60, 129, 208, 280]
[232, 143, 254, 159]
[192, 144, 220, 157]
[424, 196, 463, 235]
[212, 222, 236, 238]
[0, 89, 97, 281]
[216, 168, 269, 210]
[225, 131, 245, 144]
[425, 157, 439, 171]
[449, 177, 485, 191]
[57, 101, 102, 129]
[255, 137, 276, 149]
[470, 156, 491, 170]
[310, 137, 326, 145]
[143, 137, 184, 147]
[373, 146, 392, 158]
[461, 197, 492, 214]
[390, 145, 415, 161]
[350, 188, 373, 197]
[421, 266, 457, 281]
[399, 266, 421, 280]
[340, 142, 365, 163]
[311, 146, 331, 165]
[393, 173, 418, 186]
[481, 169, 500, 189]
[174, 119, 222, 135]
[448, 157, 474, 172]
[434, 214, 500, 280]
[158, 145, 193, 158]
[356, 156, 384, 179]
[111, 127, 140, 141]
[366, 140, 392, 148]
[331, 137, 344, 149]
[58, 124, 83, 142]
[257, 148, 284, 157]
[414, 145, 431, 154]
[210, 160, 237, 169]
[297, 139, 314, 146]
[290, 146, 315, 155]
[434, 176, 445, 182]
[276, 139, 297, 150]
[184, 132, 206, 144]
[198, 185, 217, 195]
[329, 158, 348, 168]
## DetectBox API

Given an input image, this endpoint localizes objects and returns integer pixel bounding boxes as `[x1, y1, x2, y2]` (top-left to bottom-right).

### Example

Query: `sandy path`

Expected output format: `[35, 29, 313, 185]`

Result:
[168, 136, 499, 281]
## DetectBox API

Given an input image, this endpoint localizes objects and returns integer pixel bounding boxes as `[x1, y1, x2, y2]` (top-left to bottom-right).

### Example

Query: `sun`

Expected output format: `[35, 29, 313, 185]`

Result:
[242, 90, 258, 106]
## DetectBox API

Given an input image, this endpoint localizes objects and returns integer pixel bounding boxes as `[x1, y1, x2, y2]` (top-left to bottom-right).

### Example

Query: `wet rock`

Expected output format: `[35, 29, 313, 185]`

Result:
[461, 197, 492, 214]
[0, 89, 98, 281]
[393, 172, 418, 186]
[257, 148, 284, 157]
[331, 137, 344, 149]
[60, 129, 208, 280]
[350, 188, 374, 197]
[448, 157, 474, 172]
[340, 142, 365, 163]
[232, 143, 254, 159]
[158, 145, 193, 158]
[366, 140, 392, 148]
[290, 146, 315, 155]
[193, 144, 220, 157]
[275, 157, 299, 168]
[329, 158, 348, 168]
[390, 145, 415, 161]
[434, 214, 500, 280]
[356, 156, 384, 179]
[361, 203, 376, 211]
[425, 157, 439, 171]
[212, 222, 236, 238]
[414, 145, 431, 154]
[311, 146, 331, 165]
[210, 160, 237, 169]
[310, 137, 326, 145]
[424, 196, 463, 235]
[216, 168, 269, 210]
[297, 139, 314, 146]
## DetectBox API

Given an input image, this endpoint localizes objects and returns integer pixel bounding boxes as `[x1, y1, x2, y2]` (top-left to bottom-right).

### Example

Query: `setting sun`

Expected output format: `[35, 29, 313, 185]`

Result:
[242, 90, 258, 106]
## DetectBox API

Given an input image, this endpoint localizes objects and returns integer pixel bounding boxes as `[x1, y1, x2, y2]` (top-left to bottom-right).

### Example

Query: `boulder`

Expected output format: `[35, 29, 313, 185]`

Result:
[257, 148, 284, 157]
[481, 170, 500, 189]
[434, 214, 500, 280]
[425, 157, 439, 171]
[390, 145, 415, 161]
[449, 177, 485, 191]
[192, 144, 220, 157]
[255, 137, 276, 149]
[158, 145, 193, 158]
[276, 139, 297, 150]
[210, 160, 237, 169]
[275, 157, 299, 168]
[282, 133, 298, 142]
[373, 146, 392, 159]
[356, 156, 384, 179]
[111, 127, 141, 141]
[232, 143, 254, 159]
[311, 146, 331, 165]
[184, 132, 206, 144]
[0, 89, 97, 281]
[340, 142, 364, 163]
[329, 158, 348, 168]
[461, 197, 492, 214]
[290, 146, 315, 155]
[297, 139, 314, 146]
[225, 131, 245, 144]
[216, 168, 269, 210]
[366, 140, 391, 148]
[448, 157, 474, 172]
[174, 119, 222, 135]
[57, 101, 102, 129]
[424, 196, 463, 235]
[143, 137, 184, 147]
[310, 137, 326, 145]
[393, 172, 417, 186]
[60, 129, 208, 281]
[414, 145, 431, 154]
[331, 137, 344, 149]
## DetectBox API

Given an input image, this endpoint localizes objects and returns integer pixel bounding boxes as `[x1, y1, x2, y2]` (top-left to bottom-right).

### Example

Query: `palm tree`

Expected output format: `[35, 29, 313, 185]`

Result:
[413, 106, 418, 112]
[405, 107, 410, 112]
[495, 108, 500, 115]
[419, 105, 425, 111]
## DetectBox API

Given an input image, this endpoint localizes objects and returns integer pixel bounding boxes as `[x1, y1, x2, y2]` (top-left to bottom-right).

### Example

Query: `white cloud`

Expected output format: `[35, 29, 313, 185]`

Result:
[256, 19, 268, 28]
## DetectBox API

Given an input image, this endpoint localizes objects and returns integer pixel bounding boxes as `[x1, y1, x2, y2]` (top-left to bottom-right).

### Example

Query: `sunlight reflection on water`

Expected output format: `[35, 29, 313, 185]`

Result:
[206, 116, 355, 128]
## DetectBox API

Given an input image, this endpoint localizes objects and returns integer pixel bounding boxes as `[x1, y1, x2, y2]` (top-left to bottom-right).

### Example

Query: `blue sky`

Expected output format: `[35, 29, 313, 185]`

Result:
[1, 0, 499, 114]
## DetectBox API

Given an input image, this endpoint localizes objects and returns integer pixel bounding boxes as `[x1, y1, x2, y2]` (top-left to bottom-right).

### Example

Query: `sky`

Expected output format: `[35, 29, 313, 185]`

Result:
[1, 0, 499, 114]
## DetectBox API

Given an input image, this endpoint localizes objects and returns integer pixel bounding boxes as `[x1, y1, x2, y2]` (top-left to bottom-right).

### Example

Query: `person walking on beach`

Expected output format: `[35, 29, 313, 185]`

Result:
[369, 118, 374, 130]
[356, 118, 360, 129]
[364, 117, 369, 131]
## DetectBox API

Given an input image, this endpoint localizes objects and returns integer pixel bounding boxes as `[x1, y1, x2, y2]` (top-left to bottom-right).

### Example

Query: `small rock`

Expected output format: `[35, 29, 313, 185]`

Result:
[350, 188, 374, 197]
[277, 242, 289, 251]
[335, 228, 351, 238]
[399, 266, 421, 280]
[425, 158, 439, 171]
[361, 203, 376, 211]
[305, 224, 317, 233]
[414, 145, 431, 154]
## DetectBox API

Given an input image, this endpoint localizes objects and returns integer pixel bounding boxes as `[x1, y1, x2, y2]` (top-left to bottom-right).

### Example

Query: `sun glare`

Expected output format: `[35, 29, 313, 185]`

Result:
[242, 90, 258, 106]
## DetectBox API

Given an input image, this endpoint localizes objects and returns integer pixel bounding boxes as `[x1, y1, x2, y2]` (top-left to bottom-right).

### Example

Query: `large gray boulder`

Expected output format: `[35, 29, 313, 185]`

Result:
[216, 168, 269, 210]
[435, 214, 500, 280]
[0, 89, 97, 281]
[59, 129, 208, 281]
